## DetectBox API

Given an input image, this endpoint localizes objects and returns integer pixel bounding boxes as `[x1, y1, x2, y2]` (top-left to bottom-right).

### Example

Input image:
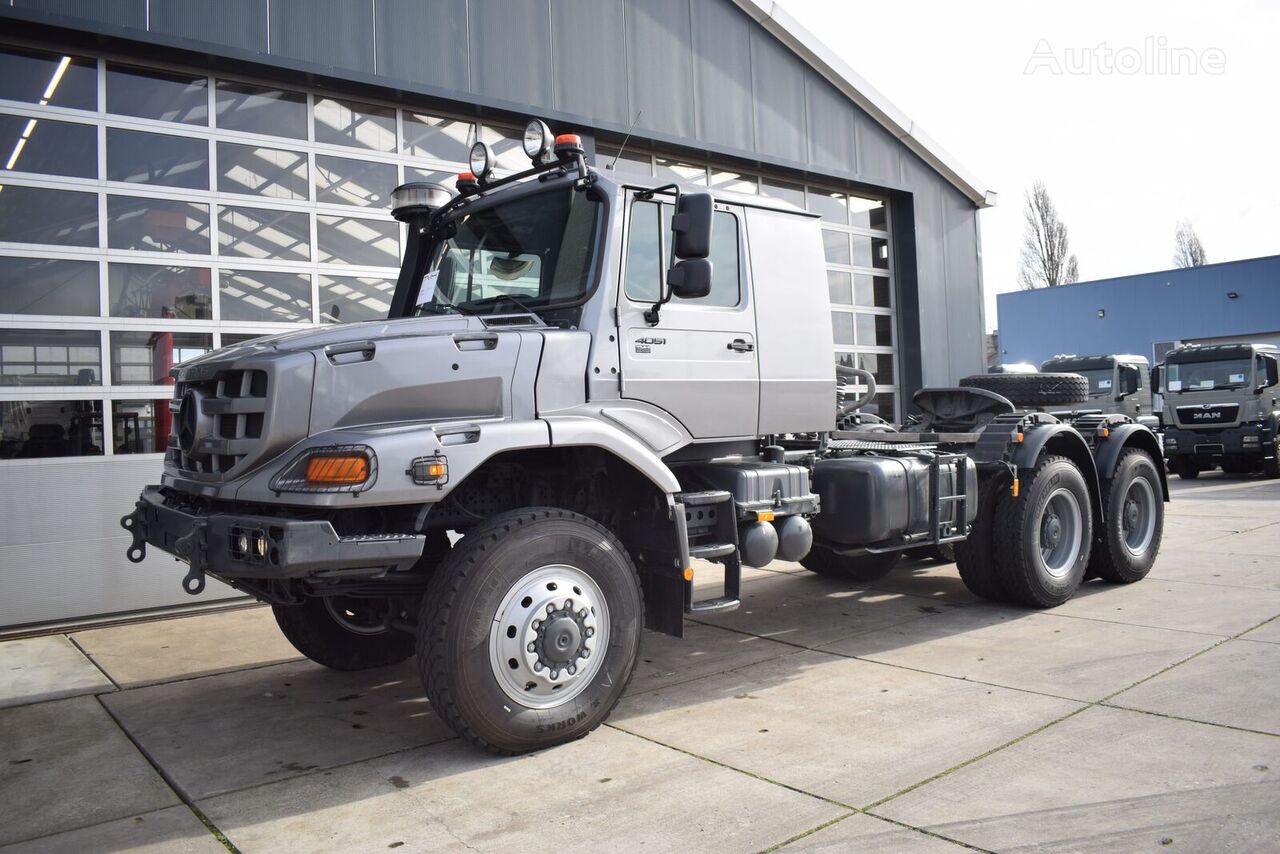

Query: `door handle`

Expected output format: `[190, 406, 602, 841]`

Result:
[727, 339, 755, 353]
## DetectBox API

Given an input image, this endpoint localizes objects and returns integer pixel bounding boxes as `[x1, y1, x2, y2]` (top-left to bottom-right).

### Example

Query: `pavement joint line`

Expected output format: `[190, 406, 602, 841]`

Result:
[92, 694, 240, 854]
[1097, 701, 1280, 739]
[603, 722, 861, 812]
[97, 654, 309, 695]
[851, 811, 996, 853]
[755, 811, 858, 854]
[66, 632, 122, 693]
[1144, 575, 1280, 593]
[1027, 608, 1242, 638]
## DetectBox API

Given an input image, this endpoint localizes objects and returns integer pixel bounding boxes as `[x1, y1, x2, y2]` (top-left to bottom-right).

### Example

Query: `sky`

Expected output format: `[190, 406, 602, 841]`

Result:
[779, 0, 1280, 330]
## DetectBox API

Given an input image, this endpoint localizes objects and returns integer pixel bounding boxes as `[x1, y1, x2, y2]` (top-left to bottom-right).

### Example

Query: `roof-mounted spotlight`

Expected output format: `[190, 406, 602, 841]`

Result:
[390, 182, 452, 222]
[523, 118, 554, 164]
[468, 141, 494, 183]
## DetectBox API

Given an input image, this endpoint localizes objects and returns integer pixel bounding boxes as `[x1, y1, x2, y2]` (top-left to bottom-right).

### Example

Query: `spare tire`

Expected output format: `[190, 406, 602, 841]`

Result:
[959, 372, 1089, 407]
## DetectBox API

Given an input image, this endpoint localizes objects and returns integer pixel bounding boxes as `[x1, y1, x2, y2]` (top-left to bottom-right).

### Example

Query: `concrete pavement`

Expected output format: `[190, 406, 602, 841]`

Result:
[1, 471, 1277, 852]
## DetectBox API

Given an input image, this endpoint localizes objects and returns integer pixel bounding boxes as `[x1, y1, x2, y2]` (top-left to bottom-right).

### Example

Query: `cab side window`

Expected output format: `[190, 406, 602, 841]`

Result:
[624, 200, 740, 307]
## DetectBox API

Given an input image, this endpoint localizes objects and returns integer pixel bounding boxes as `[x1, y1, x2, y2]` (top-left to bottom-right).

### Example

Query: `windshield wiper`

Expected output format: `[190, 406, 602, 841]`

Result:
[461, 292, 541, 316]
[414, 302, 464, 316]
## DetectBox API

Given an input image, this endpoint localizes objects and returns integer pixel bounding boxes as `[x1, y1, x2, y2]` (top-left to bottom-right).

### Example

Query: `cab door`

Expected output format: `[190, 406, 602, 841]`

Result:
[615, 193, 759, 439]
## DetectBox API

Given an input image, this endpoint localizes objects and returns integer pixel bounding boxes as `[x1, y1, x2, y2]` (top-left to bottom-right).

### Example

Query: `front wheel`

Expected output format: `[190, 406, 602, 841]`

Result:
[273, 596, 415, 671]
[993, 455, 1093, 608]
[417, 508, 643, 755]
[1090, 449, 1164, 583]
[800, 546, 901, 581]
[1171, 457, 1201, 479]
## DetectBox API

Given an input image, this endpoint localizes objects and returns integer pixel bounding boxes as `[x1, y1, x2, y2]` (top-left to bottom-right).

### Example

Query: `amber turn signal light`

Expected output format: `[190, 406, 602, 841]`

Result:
[305, 454, 370, 484]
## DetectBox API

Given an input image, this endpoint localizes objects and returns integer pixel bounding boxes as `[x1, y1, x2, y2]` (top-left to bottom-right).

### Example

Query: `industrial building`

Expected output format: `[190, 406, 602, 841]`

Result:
[997, 254, 1280, 366]
[0, 0, 992, 628]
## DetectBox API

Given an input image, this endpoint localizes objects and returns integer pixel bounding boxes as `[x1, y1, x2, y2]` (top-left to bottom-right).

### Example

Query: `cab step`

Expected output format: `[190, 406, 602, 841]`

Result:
[676, 490, 742, 616]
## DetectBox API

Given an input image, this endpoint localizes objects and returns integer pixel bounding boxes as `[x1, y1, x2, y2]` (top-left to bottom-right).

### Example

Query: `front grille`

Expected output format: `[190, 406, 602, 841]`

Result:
[168, 369, 269, 475]
[1175, 403, 1239, 426]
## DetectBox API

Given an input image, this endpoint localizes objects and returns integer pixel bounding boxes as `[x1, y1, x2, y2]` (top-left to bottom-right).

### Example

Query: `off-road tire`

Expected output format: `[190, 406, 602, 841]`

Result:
[417, 508, 643, 755]
[954, 472, 1010, 602]
[1263, 431, 1280, 478]
[959, 373, 1089, 407]
[273, 597, 415, 671]
[1090, 449, 1164, 584]
[993, 455, 1093, 608]
[800, 546, 901, 581]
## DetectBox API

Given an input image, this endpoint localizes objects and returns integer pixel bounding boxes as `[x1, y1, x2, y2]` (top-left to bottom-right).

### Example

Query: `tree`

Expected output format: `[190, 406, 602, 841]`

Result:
[1173, 219, 1207, 268]
[1018, 181, 1079, 289]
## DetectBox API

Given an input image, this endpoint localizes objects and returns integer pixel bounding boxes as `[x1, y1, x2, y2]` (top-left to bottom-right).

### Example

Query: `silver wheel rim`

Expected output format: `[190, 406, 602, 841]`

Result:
[1037, 487, 1083, 578]
[489, 564, 609, 710]
[1121, 476, 1157, 557]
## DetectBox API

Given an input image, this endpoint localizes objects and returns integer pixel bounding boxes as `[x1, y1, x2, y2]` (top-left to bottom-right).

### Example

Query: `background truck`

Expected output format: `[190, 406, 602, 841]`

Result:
[1155, 342, 1280, 478]
[1039, 354, 1158, 427]
[122, 119, 1168, 755]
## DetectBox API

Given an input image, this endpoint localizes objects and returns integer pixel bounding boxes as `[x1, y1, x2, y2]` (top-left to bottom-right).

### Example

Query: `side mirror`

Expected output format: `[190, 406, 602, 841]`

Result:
[667, 258, 712, 299]
[1118, 365, 1140, 398]
[671, 192, 713, 259]
[1259, 354, 1280, 392]
[1150, 366, 1162, 394]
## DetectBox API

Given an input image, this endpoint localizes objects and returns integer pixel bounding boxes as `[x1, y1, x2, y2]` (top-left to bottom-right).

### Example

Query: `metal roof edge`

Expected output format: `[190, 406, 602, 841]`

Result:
[730, 0, 995, 208]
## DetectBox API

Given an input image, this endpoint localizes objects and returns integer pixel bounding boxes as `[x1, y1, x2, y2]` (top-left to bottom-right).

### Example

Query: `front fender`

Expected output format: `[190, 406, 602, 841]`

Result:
[542, 415, 682, 494]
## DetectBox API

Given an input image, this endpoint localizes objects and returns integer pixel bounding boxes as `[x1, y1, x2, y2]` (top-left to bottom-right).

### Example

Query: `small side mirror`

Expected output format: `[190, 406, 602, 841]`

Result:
[1150, 365, 1162, 394]
[671, 192, 713, 259]
[668, 258, 713, 299]
[1260, 354, 1279, 392]
[1118, 365, 1140, 398]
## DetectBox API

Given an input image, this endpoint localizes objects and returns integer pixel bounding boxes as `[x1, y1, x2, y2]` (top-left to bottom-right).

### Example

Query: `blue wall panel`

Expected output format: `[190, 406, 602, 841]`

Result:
[997, 255, 1280, 365]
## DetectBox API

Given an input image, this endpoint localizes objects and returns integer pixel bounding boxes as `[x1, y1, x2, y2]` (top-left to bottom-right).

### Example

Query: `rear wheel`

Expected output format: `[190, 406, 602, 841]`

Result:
[954, 472, 1010, 602]
[800, 546, 901, 581]
[417, 508, 642, 755]
[273, 596, 414, 671]
[1090, 449, 1164, 584]
[1263, 433, 1280, 478]
[993, 455, 1093, 608]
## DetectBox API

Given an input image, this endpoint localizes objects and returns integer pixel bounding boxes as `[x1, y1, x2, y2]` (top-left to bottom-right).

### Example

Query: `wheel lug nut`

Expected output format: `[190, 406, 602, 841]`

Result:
[578, 608, 588, 619]
[581, 648, 591, 658]
[533, 662, 543, 671]
[585, 627, 594, 637]
[549, 669, 559, 680]
[547, 603, 556, 614]
[567, 665, 577, 675]
[527, 642, 536, 653]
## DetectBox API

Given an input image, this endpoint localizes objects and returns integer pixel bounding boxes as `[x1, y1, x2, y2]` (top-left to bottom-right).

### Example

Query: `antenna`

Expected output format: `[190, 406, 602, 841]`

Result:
[610, 109, 643, 171]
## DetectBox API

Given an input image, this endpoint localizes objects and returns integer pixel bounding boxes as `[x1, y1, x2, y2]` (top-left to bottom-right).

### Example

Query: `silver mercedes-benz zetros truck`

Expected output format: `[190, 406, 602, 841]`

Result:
[124, 119, 1168, 754]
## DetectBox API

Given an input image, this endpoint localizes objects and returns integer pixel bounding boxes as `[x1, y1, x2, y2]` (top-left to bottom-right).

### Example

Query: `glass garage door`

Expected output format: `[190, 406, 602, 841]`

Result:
[0, 42, 524, 461]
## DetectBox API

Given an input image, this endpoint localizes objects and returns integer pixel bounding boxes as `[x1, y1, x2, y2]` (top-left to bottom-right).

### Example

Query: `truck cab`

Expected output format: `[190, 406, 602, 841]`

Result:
[1040, 354, 1155, 426]
[1155, 343, 1280, 478]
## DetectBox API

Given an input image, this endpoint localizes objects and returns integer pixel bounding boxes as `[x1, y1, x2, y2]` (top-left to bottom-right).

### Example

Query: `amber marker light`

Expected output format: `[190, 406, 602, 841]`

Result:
[305, 454, 370, 485]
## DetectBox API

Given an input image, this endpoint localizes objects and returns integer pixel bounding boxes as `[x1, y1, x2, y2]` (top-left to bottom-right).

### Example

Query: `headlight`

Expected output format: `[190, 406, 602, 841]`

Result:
[1242, 435, 1260, 444]
[469, 141, 493, 181]
[270, 445, 377, 493]
[523, 118, 553, 163]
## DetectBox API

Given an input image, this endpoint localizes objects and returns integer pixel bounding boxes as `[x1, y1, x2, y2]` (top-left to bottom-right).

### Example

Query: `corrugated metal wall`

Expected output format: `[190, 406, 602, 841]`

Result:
[2, 0, 987, 389]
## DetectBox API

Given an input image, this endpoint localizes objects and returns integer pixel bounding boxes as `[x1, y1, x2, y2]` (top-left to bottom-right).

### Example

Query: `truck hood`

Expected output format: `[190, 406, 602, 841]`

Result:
[190, 315, 493, 364]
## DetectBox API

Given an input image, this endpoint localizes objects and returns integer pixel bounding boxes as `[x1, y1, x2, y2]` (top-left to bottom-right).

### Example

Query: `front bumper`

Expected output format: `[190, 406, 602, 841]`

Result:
[121, 486, 425, 594]
[1162, 424, 1267, 458]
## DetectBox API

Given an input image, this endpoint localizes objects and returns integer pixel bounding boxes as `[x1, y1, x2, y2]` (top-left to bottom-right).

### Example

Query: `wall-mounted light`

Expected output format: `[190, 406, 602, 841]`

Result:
[1227, 291, 1239, 300]
[1097, 309, 1105, 318]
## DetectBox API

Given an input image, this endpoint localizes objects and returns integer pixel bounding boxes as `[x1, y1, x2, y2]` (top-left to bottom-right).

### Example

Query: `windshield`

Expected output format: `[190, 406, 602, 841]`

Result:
[1166, 358, 1252, 392]
[412, 187, 601, 316]
[1074, 368, 1116, 397]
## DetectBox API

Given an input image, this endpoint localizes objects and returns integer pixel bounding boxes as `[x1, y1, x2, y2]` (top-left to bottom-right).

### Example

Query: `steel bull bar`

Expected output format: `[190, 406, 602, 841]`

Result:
[121, 486, 426, 594]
